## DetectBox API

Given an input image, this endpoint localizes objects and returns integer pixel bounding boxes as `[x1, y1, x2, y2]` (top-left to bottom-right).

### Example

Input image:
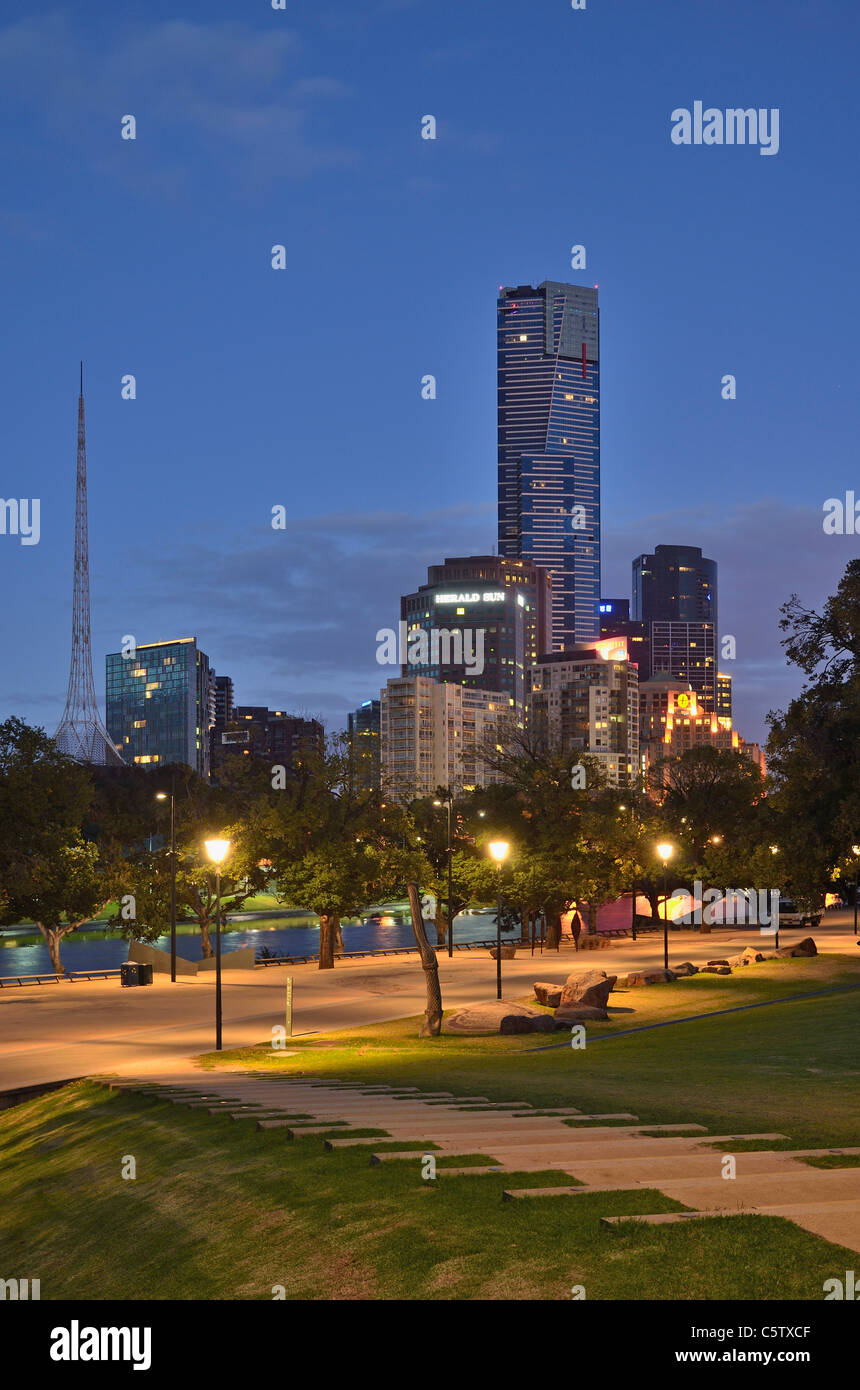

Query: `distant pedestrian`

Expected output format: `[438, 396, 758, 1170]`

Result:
[571, 908, 583, 951]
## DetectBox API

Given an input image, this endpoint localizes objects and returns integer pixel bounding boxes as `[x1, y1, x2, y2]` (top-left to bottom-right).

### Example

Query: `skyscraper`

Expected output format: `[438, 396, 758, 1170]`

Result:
[632, 545, 717, 629]
[106, 638, 212, 777]
[632, 545, 719, 712]
[400, 554, 551, 714]
[497, 280, 600, 649]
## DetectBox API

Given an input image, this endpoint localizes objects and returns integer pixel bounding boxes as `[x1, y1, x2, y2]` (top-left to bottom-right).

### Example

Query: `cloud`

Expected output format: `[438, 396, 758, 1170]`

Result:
[603, 497, 854, 742]
[108, 503, 496, 729]
[0, 14, 357, 188]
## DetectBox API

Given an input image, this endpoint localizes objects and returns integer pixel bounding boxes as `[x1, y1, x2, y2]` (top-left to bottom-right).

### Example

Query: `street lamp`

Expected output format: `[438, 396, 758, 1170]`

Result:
[852, 846, 860, 937]
[656, 841, 674, 970]
[204, 838, 231, 1051]
[488, 840, 510, 1001]
[155, 781, 176, 982]
[433, 794, 455, 958]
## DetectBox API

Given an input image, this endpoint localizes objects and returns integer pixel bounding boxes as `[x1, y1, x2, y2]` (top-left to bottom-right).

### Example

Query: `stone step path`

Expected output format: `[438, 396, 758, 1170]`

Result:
[89, 1073, 860, 1254]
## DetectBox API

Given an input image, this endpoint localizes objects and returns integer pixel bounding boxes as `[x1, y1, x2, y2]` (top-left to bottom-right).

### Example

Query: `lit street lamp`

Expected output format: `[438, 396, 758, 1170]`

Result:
[155, 780, 176, 982]
[204, 838, 231, 1051]
[488, 840, 510, 1001]
[852, 846, 860, 938]
[656, 841, 674, 970]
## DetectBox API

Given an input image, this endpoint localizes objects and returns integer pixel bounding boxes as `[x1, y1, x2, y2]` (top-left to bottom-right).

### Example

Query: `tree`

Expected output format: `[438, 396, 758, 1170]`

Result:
[767, 559, 860, 908]
[0, 719, 107, 973]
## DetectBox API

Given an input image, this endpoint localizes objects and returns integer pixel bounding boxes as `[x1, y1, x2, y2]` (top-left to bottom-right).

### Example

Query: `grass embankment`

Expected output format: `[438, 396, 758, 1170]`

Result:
[0, 1080, 854, 1301]
[1, 955, 858, 1300]
[207, 954, 860, 1151]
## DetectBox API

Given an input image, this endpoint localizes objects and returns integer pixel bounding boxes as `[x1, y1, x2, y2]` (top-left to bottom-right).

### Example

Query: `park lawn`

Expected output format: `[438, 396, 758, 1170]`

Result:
[204, 955, 860, 1151]
[0, 1081, 856, 1302]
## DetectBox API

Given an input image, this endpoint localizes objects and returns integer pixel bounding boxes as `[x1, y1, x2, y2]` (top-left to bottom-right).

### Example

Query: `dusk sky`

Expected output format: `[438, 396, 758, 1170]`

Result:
[2, 0, 859, 745]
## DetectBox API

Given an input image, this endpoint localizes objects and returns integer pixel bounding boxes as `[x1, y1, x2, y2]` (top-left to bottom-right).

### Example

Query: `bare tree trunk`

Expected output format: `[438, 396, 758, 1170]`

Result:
[333, 915, 344, 956]
[318, 911, 335, 970]
[586, 902, 598, 936]
[545, 912, 561, 951]
[39, 925, 65, 975]
[407, 882, 443, 1036]
[435, 910, 448, 946]
[520, 908, 531, 946]
[200, 919, 214, 959]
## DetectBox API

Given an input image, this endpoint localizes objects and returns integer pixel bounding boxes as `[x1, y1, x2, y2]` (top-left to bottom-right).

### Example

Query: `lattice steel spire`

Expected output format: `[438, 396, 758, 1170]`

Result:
[55, 365, 124, 766]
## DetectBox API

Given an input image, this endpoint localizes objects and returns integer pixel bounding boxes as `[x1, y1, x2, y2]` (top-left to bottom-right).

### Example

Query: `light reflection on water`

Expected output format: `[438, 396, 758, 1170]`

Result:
[0, 911, 509, 976]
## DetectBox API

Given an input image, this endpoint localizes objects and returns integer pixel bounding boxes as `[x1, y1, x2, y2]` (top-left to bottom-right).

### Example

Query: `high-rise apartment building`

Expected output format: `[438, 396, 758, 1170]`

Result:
[400, 555, 551, 715]
[106, 637, 212, 777]
[213, 675, 234, 728]
[526, 641, 639, 789]
[649, 620, 717, 712]
[380, 677, 510, 801]
[497, 281, 600, 648]
[348, 699, 381, 794]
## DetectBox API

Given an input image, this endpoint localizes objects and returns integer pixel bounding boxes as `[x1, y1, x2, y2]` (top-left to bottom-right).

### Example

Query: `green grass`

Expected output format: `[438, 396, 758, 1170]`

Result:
[800, 1154, 860, 1169]
[0, 1082, 854, 1301]
[206, 956, 860, 1151]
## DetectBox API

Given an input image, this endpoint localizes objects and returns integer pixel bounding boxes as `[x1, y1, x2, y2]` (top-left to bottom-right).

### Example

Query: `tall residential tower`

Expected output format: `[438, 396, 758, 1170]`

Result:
[497, 281, 600, 649]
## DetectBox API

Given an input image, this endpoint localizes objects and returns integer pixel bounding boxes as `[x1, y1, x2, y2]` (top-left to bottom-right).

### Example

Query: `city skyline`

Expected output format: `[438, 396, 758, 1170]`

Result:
[2, 1, 859, 748]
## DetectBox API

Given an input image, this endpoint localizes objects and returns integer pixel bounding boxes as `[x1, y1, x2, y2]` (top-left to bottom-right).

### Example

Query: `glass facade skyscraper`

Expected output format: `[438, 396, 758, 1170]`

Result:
[497, 280, 600, 649]
[106, 637, 212, 777]
[632, 545, 719, 712]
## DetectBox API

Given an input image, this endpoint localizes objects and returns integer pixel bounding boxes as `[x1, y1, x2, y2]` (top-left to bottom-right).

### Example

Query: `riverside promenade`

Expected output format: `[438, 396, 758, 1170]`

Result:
[1, 919, 856, 1092]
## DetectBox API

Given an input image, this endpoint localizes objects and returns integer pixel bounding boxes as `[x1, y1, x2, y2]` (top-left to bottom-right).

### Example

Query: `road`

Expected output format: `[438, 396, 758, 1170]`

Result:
[1, 917, 855, 1091]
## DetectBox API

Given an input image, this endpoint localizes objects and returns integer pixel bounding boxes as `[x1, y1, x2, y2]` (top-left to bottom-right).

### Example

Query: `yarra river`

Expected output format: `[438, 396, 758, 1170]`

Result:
[0, 907, 513, 976]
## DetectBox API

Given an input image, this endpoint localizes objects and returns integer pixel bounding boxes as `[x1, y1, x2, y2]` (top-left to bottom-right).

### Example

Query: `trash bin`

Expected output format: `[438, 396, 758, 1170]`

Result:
[138, 962, 153, 986]
[121, 962, 141, 987]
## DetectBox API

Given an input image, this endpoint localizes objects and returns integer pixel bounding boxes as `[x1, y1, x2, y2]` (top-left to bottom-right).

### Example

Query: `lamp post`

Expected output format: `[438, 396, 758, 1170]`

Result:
[433, 795, 454, 958]
[488, 841, 510, 1000]
[204, 838, 231, 1051]
[155, 780, 176, 982]
[656, 842, 674, 970]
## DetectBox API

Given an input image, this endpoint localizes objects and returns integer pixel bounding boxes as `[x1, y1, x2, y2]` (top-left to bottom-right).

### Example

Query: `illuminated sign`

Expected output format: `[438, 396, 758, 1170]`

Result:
[594, 636, 628, 662]
[435, 591, 505, 604]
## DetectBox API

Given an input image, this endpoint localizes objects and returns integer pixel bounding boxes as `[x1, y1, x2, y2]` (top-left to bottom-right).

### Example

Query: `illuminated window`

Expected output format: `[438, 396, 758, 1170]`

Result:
[146, 682, 159, 690]
[131, 668, 146, 678]
[133, 720, 146, 729]
[519, 334, 527, 341]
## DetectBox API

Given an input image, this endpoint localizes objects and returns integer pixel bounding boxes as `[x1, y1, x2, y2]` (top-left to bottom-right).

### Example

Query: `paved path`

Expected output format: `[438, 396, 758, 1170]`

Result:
[2, 922, 857, 1091]
[91, 1071, 860, 1257]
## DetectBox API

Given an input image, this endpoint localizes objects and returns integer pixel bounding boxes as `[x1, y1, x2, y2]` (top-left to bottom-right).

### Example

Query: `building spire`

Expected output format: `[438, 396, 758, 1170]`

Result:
[54, 367, 124, 766]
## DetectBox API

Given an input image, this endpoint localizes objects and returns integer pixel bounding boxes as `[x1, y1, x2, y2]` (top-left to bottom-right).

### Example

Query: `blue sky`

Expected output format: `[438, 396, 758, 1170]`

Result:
[1, 0, 859, 744]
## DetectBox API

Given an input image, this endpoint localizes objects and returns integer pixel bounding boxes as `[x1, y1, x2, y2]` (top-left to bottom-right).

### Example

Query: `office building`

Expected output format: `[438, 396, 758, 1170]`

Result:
[649, 620, 717, 712]
[400, 555, 551, 714]
[106, 637, 212, 777]
[497, 280, 600, 648]
[380, 677, 510, 801]
[599, 599, 651, 680]
[213, 675, 234, 728]
[348, 699, 381, 794]
[212, 706, 324, 771]
[526, 640, 639, 789]
[632, 544, 717, 628]
[717, 671, 733, 722]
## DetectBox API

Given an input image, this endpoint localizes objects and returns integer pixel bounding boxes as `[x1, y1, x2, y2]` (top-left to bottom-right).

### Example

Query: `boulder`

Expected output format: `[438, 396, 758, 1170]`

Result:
[533, 981, 564, 1008]
[488, 945, 517, 960]
[559, 971, 616, 1012]
[442, 1001, 546, 1035]
[791, 936, 818, 957]
[553, 1005, 610, 1026]
[699, 964, 731, 974]
[578, 935, 612, 950]
[626, 968, 677, 986]
[672, 962, 698, 976]
[706, 959, 730, 967]
[529, 1014, 556, 1033]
